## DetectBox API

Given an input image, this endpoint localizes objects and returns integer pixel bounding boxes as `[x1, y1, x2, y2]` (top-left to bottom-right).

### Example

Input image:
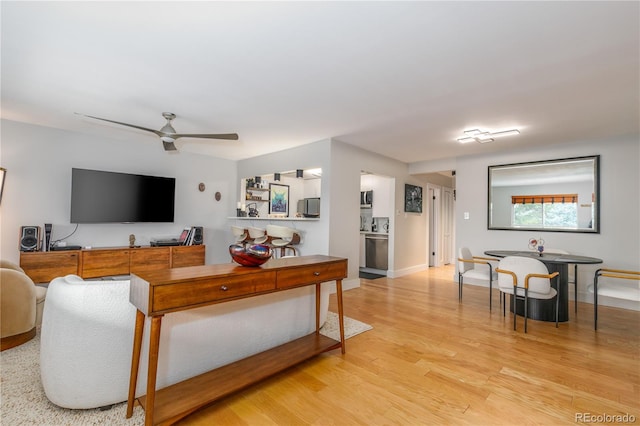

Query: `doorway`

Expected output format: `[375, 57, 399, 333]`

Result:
[425, 171, 455, 267]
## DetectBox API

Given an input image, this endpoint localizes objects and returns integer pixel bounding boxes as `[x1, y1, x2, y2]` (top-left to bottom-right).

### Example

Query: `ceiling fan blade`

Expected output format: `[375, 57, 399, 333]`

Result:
[172, 133, 239, 141]
[75, 113, 163, 137]
[162, 140, 178, 151]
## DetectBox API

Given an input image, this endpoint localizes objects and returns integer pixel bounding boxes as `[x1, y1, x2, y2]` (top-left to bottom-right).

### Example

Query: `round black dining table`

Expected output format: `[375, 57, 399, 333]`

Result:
[484, 250, 603, 322]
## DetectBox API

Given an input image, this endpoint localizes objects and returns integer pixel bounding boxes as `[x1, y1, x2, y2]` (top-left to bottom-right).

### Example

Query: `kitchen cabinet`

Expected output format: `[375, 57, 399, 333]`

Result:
[371, 177, 391, 218]
[361, 174, 392, 218]
[359, 234, 366, 267]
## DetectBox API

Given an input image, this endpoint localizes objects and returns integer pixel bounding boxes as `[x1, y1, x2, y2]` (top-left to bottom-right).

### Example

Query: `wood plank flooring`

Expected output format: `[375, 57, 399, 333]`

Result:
[179, 265, 639, 425]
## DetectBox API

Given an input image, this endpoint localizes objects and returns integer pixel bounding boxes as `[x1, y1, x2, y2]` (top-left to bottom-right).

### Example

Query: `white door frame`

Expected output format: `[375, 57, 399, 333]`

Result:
[427, 183, 456, 267]
[427, 184, 440, 267]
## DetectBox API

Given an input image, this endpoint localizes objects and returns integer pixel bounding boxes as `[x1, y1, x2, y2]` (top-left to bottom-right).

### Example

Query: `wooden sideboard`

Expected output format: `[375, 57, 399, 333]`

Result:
[19, 245, 205, 283]
[126, 255, 348, 426]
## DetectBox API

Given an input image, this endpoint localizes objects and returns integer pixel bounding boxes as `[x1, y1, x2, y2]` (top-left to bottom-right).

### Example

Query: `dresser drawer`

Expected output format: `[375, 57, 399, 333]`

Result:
[81, 249, 130, 278]
[152, 271, 277, 313]
[276, 262, 347, 289]
[20, 251, 80, 283]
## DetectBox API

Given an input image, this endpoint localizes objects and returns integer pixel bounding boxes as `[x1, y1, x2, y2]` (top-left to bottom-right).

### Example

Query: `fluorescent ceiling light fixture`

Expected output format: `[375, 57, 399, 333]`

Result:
[456, 128, 520, 144]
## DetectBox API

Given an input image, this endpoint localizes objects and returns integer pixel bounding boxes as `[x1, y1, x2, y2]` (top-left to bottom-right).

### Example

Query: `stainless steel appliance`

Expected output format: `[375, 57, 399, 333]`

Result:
[365, 234, 388, 270]
[360, 190, 372, 208]
[297, 197, 320, 217]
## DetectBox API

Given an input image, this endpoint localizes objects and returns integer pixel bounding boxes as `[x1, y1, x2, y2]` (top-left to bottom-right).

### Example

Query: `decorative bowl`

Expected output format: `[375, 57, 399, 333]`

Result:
[229, 244, 272, 267]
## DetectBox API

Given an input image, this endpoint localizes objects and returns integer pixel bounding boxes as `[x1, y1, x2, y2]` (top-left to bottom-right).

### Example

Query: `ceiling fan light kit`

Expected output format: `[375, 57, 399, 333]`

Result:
[76, 112, 239, 152]
[456, 128, 520, 144]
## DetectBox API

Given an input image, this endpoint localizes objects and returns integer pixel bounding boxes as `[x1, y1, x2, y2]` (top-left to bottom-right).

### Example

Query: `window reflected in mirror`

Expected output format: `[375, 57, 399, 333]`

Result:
[488, 156, 599, 233]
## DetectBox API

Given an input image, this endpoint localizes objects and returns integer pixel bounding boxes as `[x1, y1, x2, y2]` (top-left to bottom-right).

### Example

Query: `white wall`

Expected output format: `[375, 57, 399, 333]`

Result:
[237, 139, 331, 254]
[414, 137, 639, 309]
[0, 119, 238, 265]
[329, 141, 430, 278]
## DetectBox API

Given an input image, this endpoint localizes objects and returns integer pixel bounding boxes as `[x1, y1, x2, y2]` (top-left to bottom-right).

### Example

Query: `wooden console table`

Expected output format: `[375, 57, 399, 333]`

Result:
[126, 255, 348, 426]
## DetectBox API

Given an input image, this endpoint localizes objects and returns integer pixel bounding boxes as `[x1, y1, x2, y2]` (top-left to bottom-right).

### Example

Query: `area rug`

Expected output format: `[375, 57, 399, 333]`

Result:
[0, 314, 371, 425]
[319, 311, 373, 340]
[359, 271, 386, 280]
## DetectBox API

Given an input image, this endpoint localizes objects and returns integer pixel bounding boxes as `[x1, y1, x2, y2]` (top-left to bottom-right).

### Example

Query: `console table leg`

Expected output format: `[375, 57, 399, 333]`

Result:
[315, 283, 321, 333]
[145, 315, 163, 426]
[126, 309, 145, 418]
[336, 279, 345, 354]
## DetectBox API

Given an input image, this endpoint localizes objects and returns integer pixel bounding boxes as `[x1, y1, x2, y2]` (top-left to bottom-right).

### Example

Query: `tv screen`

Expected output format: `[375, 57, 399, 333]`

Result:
[70, 168, 175, 223]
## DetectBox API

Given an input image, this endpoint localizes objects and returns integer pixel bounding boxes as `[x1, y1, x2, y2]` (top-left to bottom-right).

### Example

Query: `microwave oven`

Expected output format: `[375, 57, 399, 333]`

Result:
[297, 197, 320, 217]
[360, 190, 372, 208]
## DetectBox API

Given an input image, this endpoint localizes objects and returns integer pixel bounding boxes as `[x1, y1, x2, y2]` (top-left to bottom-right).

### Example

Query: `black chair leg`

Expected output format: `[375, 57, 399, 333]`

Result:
[574, 264, 578, 314]
[489, 278, 492, 311]
[594, 275, 599, 331]
[556, 294, 560, 328]
[513, 286, 517, 331]
[502, 293, 506, 317]
[524, 290, 528, 333]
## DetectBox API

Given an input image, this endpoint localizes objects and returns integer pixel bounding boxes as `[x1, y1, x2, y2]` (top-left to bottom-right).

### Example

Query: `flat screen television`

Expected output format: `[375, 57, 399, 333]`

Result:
[70, 168, 175, 223]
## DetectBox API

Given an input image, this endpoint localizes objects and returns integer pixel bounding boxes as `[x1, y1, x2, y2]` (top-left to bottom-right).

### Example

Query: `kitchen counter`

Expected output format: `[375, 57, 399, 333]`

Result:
[360, 231, 389, 236]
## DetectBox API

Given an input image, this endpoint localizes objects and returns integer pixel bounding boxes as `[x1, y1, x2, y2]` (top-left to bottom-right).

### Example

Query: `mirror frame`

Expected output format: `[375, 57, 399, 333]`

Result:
[487, 155, 600, 233]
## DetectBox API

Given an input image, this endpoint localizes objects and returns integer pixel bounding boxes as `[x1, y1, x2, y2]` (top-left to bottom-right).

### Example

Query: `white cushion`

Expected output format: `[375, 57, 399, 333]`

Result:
[461, 269, 498, 281]
[588, 283, 640, 302]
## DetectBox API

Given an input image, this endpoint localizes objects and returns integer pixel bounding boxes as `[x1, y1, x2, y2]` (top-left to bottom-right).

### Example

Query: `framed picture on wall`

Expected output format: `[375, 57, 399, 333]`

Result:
[404, 183, 423, 213]
[269, 183, 290, 216]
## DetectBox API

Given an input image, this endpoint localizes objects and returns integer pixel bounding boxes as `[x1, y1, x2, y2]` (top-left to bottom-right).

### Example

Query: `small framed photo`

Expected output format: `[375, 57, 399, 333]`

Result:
[404, 183, 423, 213]
[269, 183, 290, 217]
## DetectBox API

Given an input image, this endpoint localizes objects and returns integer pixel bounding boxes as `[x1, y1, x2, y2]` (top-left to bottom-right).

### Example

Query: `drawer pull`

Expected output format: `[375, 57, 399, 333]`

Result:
[220, 285, 229, 291]
[313, 272, 320, 276]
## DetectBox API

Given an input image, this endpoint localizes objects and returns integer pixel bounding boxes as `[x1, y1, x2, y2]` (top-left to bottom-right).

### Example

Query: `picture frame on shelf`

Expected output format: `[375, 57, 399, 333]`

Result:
[269, 183, 290, 217]
[404, 183, 423, 213]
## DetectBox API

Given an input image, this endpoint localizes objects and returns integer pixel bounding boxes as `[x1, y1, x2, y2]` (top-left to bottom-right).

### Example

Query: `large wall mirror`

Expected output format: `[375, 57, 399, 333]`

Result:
[488, 155, 600, 233]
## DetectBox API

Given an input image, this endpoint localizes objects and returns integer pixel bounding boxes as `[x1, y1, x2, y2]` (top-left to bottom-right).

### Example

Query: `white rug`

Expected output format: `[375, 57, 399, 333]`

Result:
[0, 313, 371, 425]
[320, 311, 373, 341]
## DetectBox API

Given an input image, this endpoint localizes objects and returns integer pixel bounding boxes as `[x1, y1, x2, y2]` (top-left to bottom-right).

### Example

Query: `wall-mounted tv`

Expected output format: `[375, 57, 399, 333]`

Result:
[70, 168, 175, 223]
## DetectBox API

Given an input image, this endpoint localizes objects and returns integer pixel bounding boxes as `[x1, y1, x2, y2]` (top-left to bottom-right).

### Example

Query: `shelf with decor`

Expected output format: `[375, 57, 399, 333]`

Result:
[245, 187, 269, 201]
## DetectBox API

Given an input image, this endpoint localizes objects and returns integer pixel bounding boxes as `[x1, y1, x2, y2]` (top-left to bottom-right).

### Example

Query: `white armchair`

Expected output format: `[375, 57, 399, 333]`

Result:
[40, 274, 329, 409]
[496, 256, 559, 332]
[457, 247, 498, 310]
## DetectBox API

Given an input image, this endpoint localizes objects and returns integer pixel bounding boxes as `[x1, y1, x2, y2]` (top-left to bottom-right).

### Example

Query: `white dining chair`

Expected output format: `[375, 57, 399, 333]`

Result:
[589, 268, 640, 330]
[247, 226, 268, 244]
[496, 256, 560, 332]
[266, 224, 301, 258]
[230, 226, 249, 246]
[457, 247, 499, 310]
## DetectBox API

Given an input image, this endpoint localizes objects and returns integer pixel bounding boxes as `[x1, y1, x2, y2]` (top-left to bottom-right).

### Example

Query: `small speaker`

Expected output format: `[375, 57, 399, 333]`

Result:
[44, 223, 52, 252]
[20, 226, 41, 252]
[192, 226, 203, 245]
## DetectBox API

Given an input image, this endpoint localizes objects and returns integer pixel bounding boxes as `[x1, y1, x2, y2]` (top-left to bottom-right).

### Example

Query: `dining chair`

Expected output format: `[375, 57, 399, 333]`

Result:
[457, 247, 499, 310]
[589, 268, 640, 330]
[230, 226, 250, 246]
[544, 248, 578, 313]
[496, 256, 560, 332]
[266, 224, 301, 258]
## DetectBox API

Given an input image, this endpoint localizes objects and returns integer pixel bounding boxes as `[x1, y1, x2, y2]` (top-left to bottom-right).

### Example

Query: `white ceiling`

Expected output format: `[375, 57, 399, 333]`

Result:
[1, 2, 638, 163]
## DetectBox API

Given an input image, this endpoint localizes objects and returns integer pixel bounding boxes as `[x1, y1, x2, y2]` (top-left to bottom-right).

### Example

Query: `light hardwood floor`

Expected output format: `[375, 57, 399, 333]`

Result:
[180, 265, 639, 425]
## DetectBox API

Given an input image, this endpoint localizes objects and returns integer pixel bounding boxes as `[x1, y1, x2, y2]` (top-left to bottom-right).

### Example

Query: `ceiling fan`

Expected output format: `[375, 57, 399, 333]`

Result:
[76, 112, 239, 151]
